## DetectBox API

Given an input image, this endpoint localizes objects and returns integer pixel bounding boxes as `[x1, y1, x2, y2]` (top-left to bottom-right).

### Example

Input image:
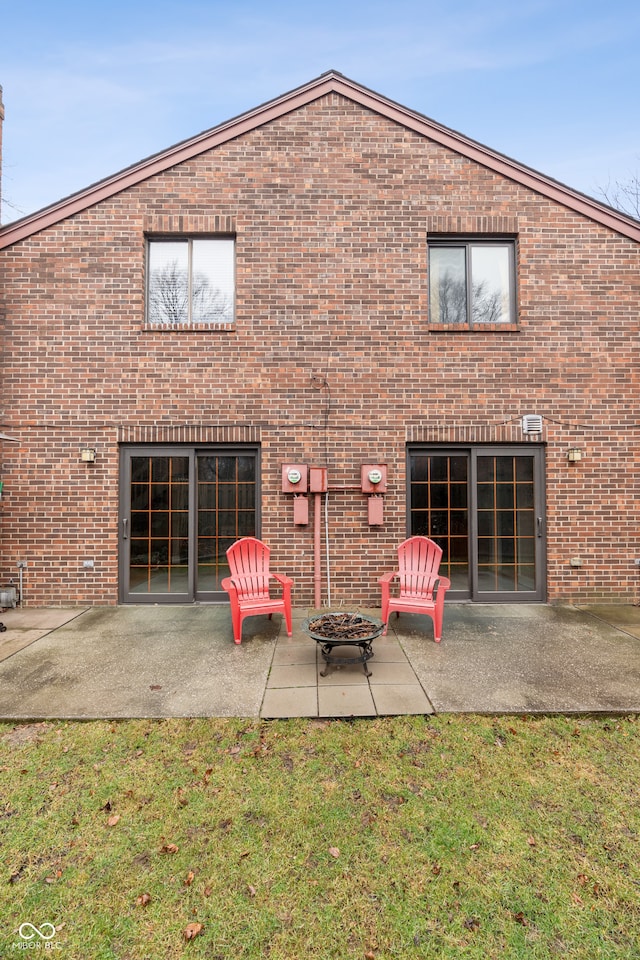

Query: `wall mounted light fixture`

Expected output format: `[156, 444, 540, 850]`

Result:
[567, 448, 582, 462]
[80, 447, 97, 463]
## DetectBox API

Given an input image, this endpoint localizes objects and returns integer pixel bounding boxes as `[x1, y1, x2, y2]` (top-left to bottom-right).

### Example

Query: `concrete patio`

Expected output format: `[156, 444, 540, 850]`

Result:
[0, 602, 639, 720]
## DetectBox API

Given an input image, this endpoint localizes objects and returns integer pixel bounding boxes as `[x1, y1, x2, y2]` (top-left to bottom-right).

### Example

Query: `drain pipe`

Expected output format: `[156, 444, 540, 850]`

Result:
[314, 492, 322, 609]
[17, 561, 26, 606]
[319, 484, 362, 609]
[313, 481, 368, 609]
[325, 491, 331, 607]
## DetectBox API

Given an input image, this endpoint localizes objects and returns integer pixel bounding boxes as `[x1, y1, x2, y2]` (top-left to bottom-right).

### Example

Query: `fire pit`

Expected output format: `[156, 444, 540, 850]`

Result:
[302, 611, 384, 677]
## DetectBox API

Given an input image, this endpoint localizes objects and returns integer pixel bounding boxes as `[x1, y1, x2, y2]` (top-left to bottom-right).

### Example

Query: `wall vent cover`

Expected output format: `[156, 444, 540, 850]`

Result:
[522, 414, 543, 435]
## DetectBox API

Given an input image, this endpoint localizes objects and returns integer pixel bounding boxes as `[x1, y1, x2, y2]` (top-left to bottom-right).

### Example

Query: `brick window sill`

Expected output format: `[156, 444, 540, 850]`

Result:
[427, 323, 520, 333]
[141, 323, 236, 333]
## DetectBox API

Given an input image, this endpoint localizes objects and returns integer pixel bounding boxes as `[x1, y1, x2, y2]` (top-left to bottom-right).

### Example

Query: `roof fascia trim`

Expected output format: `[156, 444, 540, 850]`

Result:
[339, 75, 640, 242]
[0, 75, 340, 249]
[1, 71, 639, 247]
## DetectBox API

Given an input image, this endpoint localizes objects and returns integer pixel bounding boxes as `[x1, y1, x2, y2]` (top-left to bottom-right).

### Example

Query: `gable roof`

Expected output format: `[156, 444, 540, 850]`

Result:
[1, 70, 639, 248]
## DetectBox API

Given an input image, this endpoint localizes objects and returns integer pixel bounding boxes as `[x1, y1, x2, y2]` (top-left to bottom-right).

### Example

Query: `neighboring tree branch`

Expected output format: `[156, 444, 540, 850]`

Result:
[0, 194, 26, 223]
[598, 166, 640, 220]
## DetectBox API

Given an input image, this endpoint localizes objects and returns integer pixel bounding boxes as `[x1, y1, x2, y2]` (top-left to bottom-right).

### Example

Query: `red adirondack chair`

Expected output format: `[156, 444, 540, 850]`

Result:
[379, 536, 451, 642]
[221, 537, 293, 644]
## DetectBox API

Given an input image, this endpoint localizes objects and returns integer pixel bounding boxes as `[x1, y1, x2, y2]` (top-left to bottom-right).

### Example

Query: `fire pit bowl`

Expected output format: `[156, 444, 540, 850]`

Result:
[302, 611, 384, 677]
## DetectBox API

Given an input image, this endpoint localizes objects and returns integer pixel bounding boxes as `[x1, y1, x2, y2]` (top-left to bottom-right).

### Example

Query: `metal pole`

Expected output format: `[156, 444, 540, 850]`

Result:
[314, 492, 322, 608]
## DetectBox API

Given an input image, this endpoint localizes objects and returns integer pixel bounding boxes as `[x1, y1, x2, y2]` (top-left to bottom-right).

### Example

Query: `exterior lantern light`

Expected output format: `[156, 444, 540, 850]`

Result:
[80, 447, 97, 463]
[567, 448, 582, 462]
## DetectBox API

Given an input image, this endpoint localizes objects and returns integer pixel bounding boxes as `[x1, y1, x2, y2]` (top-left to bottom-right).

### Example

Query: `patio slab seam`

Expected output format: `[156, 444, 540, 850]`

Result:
[259, 626, 435, 719]
[0, 608, 91, 664]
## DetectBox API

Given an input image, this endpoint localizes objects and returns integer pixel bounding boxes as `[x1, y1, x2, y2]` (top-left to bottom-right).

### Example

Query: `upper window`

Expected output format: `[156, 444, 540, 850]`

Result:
[147, 237, 235, 326]
[428, 239, 515, 327]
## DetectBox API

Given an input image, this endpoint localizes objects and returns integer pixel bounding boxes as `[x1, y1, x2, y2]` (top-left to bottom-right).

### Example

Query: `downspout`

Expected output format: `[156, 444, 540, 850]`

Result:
[318, 484, 361, 608]
[325, 491, 331, 607]
[314, 492, 322, 608]
[312, 479, 377, 608]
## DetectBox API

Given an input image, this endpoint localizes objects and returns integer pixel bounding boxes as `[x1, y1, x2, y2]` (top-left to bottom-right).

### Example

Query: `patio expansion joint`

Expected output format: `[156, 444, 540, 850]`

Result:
[259, 627, 437, 718]
[392, 632, 440, 696]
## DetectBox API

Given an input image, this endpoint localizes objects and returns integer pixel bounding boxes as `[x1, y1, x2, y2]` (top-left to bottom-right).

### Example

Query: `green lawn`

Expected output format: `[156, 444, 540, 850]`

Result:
[1, 715, 639, 959]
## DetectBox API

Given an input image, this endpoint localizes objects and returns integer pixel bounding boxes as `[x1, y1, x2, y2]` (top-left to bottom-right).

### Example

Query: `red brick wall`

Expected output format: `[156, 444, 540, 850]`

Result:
[1, 93, 639, 606]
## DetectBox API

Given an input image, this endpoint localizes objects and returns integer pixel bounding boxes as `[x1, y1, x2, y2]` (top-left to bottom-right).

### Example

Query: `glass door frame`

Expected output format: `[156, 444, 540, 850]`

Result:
[407, 444, 547, 602]
[118, 444, 261, 604]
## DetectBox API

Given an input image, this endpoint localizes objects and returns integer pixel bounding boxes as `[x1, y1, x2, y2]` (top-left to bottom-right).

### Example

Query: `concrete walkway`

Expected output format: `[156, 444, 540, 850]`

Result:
[0, 602, 639, 720]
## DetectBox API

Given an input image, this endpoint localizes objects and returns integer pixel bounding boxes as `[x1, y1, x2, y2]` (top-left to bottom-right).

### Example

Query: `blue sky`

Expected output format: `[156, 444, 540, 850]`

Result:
[1, 0, 639, 223]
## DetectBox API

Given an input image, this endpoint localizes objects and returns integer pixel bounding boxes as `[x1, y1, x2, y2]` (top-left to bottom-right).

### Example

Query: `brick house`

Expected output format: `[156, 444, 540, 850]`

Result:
[1, 71, 639, 609]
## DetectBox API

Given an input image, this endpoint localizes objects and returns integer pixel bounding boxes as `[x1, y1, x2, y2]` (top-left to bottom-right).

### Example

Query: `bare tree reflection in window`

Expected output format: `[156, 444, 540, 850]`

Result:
[147, 238, 234, 326]
[436, 272, 467, 324]
[191, 272, 233, 324]
[430, 242, 513, 327]
[471, 245, 511, 324]
[148, 260, 189, 325]
[149, 262, 233, 325]
[472, 279, 504, 324]
[430, 246, 467, 324]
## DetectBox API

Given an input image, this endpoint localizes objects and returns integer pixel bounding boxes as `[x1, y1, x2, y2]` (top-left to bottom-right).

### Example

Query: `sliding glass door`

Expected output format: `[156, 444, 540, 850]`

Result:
[409, 446, 546, 601]
[119, 446, 259, 603]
